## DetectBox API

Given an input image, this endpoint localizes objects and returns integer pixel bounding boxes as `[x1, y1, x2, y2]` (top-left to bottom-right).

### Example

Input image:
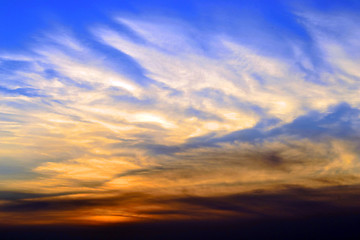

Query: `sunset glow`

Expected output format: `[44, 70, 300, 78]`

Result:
[1, 1, 360, 238]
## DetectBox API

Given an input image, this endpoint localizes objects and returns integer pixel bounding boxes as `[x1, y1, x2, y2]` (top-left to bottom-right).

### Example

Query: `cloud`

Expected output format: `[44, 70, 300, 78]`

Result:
[1, 0, 360, 225]
[1, 185, 360, 225]
[139, 102, 360, 155]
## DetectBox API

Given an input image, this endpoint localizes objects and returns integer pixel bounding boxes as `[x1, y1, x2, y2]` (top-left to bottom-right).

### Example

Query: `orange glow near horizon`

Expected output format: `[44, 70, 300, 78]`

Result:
[1, 0, 360, 228]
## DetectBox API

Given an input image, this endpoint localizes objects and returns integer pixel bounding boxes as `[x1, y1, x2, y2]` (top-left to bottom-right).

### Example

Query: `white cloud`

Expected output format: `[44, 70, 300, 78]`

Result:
[1, 9, 360, 195]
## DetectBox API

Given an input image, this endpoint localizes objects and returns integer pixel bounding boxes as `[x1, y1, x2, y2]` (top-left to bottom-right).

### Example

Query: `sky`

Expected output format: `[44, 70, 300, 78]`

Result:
[1, 0, 360, 232]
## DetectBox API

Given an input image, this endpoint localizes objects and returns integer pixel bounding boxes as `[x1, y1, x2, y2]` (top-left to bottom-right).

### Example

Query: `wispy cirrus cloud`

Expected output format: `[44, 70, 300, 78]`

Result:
[1, 1, 360, 224]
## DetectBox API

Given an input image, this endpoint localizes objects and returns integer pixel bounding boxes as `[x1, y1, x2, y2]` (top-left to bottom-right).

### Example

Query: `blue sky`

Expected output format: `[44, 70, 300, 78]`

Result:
[1, 0, 360, 225]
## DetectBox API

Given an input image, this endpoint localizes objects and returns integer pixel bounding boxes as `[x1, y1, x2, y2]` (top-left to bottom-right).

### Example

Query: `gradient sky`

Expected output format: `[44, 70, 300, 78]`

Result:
[1, 0, 360, 226]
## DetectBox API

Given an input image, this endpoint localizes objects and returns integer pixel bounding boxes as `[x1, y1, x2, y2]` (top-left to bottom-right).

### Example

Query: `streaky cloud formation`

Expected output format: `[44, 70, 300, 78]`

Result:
[0, 0, 360, 229]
